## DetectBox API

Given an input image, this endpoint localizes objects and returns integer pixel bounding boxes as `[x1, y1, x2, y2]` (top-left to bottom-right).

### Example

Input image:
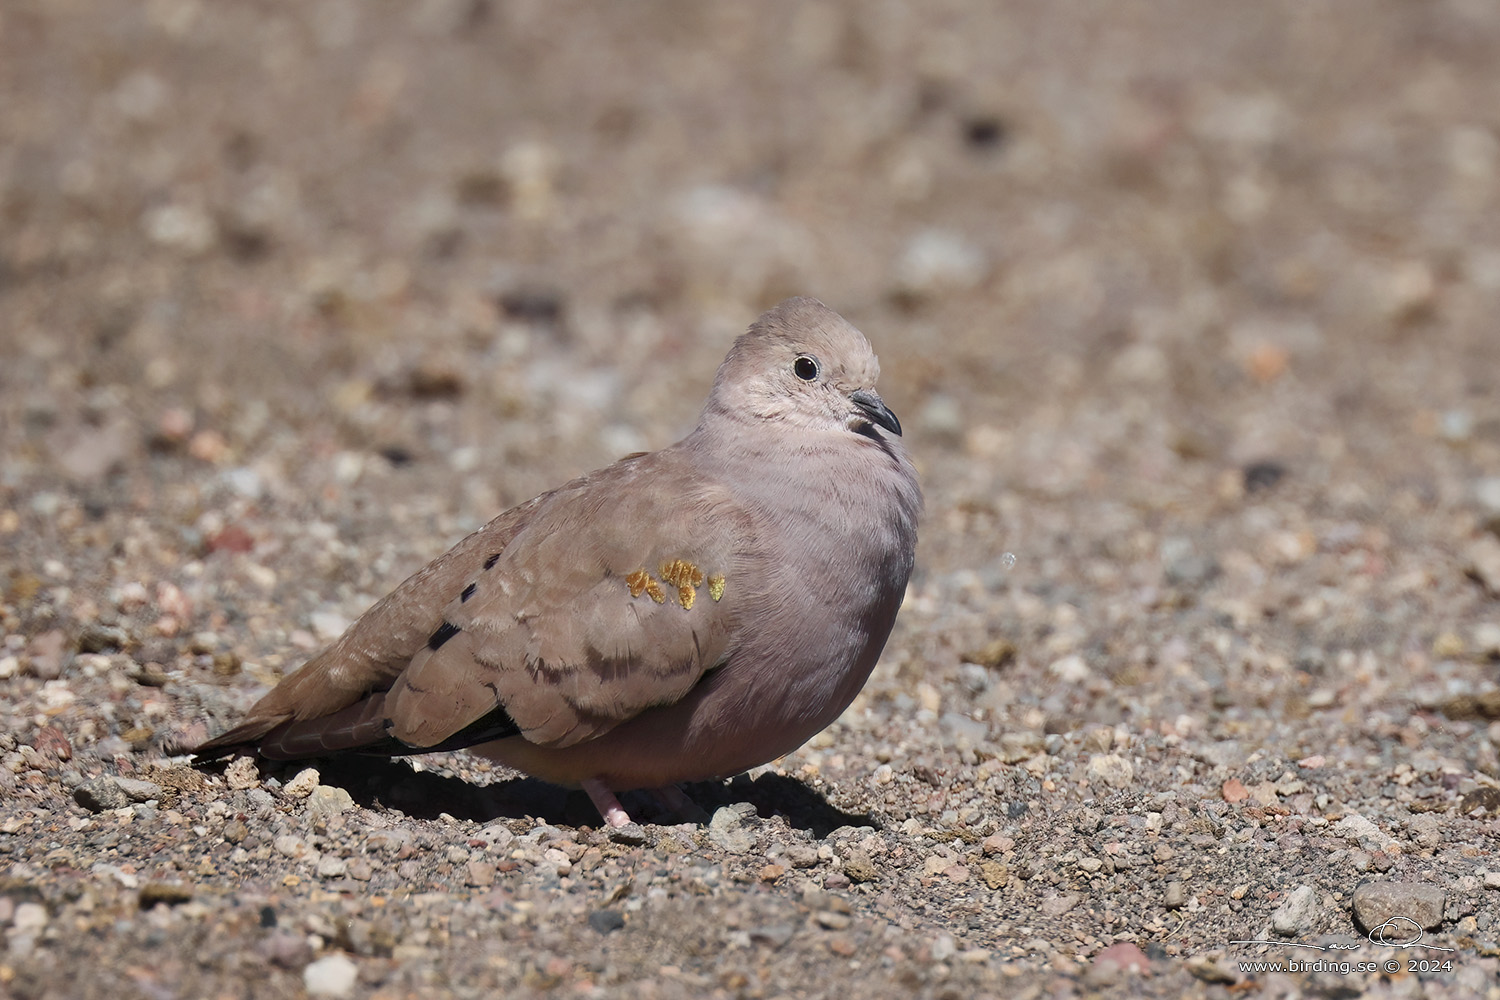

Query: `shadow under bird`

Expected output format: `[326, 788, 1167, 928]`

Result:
[189, 297, 922, 827]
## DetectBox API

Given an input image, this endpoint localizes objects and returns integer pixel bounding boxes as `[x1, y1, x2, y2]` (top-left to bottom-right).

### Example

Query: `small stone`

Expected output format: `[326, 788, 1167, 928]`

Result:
[138, 882, 194, 908]
[1466, 535, 1500, 597]
[346, 859, 374, 882]
[1352, 881, 1446, 933]
[842, 849, 879, 884]
[929, 933, 957, 963]
[749, 924, 795, 950]
[814, 910, 852, 930]
[274, 834, 315, 860]
[893, 228, 988, 298]
[1474, 622, 1500, 658]
[282, 767, 321, 798]
[1221, 778, 1250, 803]
[1040, 893, 1080, 917]
[222, 820, 250, 844]
[1271, 884, 1321, 936]
[1165, 881, 1188, 909]
[11, 902, 48, 935]
[588, 910, 625, 935]
[26, 630, 70, 680]
[1333, 813, 1394, 851]
[260, 930, 312, 969]
[316, 856, 348, 879]
[465, 861, 497, 887]
[961, 639, 1016, 669]
[1161, 536, 1218, 587]
[607, 823, 649, 846]
[1186, 956, 1238, 984]
[1409, 814, 1443, 850]
[225, 756, 261, 790]
[114, 777, 164, 802]
[979, 861, 1007, 891]
[1481, 871, 1500, 890]
[364, 828, 414, 854]
[306, 785, 354, 820]
[981, 833, 1013, 855]
[708, 803, 759, 854]
[74, 777, 130, 812]
[1476, 477, 1500, 514]
[759, 864, 786, 883]
[1087, 753, 1134, 788]
[775, 842, 820, 869]
[1092, 941, 1150, 976]
[303, 953, 359, 998]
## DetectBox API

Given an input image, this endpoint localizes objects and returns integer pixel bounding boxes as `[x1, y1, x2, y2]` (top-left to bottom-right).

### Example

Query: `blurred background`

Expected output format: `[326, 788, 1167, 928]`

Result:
[2, 0, 1498, 757]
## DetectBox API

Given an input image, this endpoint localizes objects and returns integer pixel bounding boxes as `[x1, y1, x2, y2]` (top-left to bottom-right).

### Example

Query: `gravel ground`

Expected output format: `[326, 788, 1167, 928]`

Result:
[3, 2, 1500, 998]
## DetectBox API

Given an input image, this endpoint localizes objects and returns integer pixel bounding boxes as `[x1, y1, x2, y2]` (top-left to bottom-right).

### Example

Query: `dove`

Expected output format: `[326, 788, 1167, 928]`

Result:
[189, 297, 922, 827]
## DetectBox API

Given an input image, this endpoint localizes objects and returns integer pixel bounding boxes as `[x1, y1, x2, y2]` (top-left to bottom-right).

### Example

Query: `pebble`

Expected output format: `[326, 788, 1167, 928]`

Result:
[770, 842, 820, 869]
[1164, 881, 1188, 909]
[1467, 535, 1500, 597]
[1039, 893, 1080, 917]
[893, 229, 988, 297]
[26, 630, 70, 680]
[1186, 955, 1239, 984]
[842, 848, 879, 883]
[814, 910, 852, 931]
[1270, 884, 1321, 936]
[1352, 881, 1446, 932]
[275, 834, 316, 860]
[465, 861, 497, 887]
[588, 910, 625, 935]
[12, 902, 48, 935]
[708, 803, 759, 854]
[1332, 813, 1394, 851]
[1087, 754, 1134, 788]
[225, 757, 261, 790]
[1474, 622, 1500, 658]
[114, 777, 164, 802]
[303, 953, 359, 998]
[74, 777, 130, 812]
[282, 767, 321, 798]
[1484, 871, 1500, 891]
[1476, 475, 1500, 513]
[316, 855, 348, 879]
[607, 823, 649, 846]
[1091, 941, 1149, 977]
[1049, 654, 1091, 682]
[306, 785, 355, 820]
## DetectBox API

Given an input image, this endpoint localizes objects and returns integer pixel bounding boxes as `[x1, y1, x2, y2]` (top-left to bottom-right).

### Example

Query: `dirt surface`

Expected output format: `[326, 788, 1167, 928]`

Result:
[3, 2, 1500, 997]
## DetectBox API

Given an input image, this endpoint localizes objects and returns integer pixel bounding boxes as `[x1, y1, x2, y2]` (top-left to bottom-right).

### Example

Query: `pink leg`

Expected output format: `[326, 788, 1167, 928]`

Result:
[581, 777, 633, 828]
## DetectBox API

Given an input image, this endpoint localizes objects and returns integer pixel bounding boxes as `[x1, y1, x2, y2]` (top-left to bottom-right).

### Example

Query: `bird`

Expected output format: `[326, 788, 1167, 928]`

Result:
[188, 297, 922, 827]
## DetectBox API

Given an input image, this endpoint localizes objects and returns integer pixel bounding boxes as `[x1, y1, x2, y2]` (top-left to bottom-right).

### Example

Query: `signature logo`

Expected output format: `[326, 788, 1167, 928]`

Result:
[1230, 913, 1455, 954]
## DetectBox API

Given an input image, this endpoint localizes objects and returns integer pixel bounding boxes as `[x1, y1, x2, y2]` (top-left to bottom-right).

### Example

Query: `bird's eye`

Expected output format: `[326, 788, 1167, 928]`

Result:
[793, 355, 820, 381]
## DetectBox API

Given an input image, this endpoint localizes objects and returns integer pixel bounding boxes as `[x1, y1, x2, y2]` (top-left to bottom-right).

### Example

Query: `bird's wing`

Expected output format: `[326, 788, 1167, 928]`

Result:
[192, 454, 751, 758]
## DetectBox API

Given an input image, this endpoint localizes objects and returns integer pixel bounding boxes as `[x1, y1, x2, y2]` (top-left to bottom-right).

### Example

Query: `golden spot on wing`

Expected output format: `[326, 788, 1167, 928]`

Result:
[644, 577, 666, 603]
[677, 585, 695, 610]
[708, 574, 726, 602]
[626, 569, 651, 598]
[658, 559, 704, 589]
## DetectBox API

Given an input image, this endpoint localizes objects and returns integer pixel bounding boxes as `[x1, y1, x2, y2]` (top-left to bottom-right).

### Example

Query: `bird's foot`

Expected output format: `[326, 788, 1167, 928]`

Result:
[581, 777, 633, 828]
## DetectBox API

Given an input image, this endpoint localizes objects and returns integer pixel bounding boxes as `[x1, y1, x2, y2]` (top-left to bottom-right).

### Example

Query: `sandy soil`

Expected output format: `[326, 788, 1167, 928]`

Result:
[2, 2, 1499, 997]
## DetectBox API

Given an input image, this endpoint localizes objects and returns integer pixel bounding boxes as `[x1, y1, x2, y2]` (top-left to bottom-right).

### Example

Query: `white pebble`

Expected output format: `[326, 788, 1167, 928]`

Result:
[303, 953, 359, 998]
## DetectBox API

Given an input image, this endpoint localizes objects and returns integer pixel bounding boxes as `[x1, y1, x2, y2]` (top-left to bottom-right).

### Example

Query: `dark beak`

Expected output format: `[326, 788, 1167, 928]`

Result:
[850, 388, 902, 437]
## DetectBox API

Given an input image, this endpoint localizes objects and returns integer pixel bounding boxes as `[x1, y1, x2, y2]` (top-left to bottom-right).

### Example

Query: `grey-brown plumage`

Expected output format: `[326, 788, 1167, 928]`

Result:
[190, 297, 922, 826]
